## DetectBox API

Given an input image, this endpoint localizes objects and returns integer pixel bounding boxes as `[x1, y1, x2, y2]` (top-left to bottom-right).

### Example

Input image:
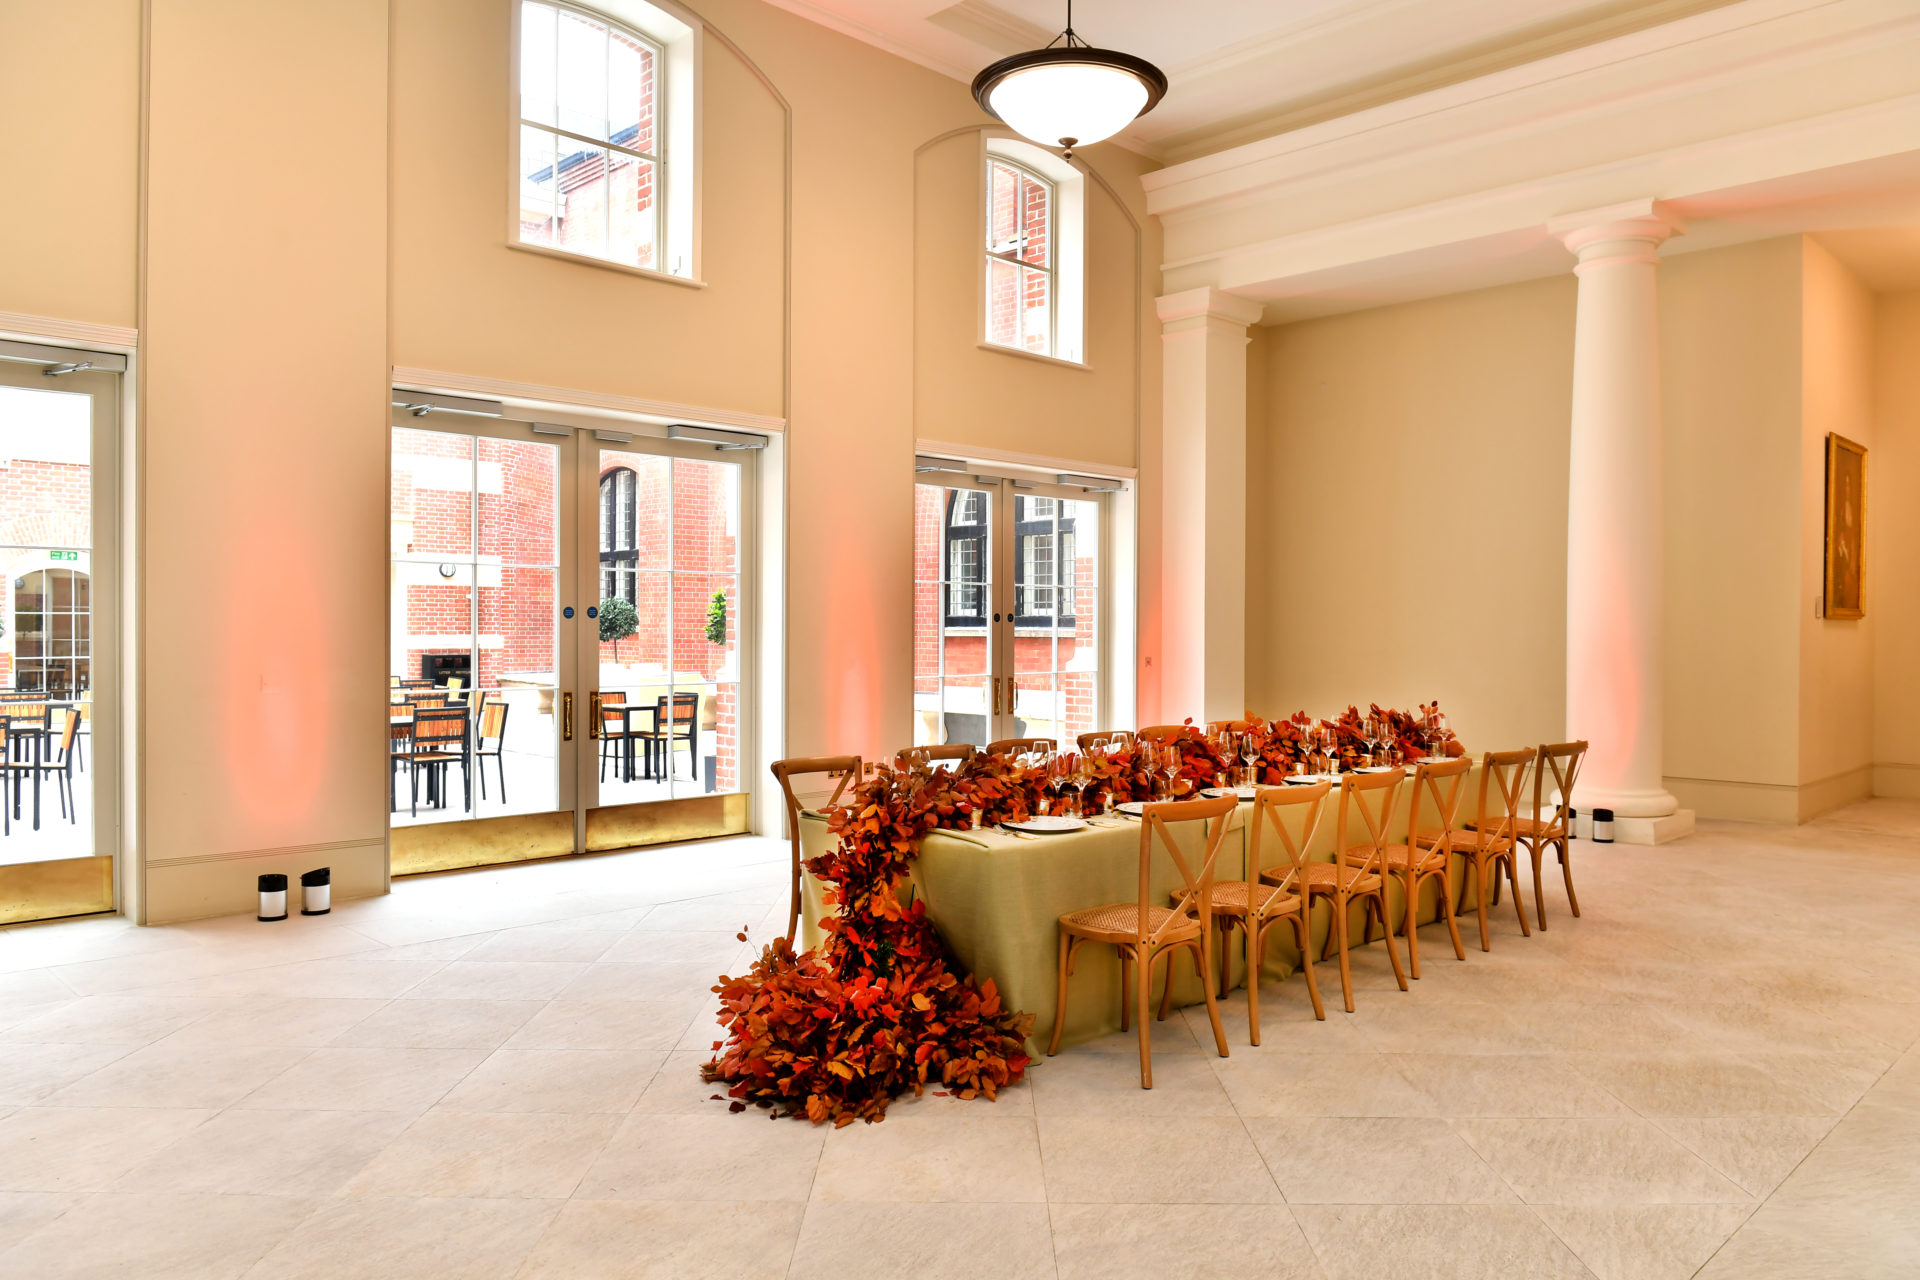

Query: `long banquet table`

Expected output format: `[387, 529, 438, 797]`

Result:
[798, 768, 1503, 1056]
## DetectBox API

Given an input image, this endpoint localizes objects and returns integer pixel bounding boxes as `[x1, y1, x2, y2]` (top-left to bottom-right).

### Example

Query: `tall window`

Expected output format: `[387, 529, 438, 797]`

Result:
[518, 1, 665, 271]
[1014, 496, 1075, 627]
[600, 465, 637, 602]
[944, 491, 987, 626]
[985, 159, 1054, 355]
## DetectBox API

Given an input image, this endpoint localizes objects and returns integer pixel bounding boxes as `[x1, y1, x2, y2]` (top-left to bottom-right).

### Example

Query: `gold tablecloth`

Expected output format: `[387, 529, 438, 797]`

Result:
[798, 775, 1486, 1055]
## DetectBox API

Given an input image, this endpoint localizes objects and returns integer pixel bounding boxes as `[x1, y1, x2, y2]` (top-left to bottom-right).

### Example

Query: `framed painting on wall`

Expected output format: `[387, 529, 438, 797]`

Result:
[1823, 432, 1866, 620]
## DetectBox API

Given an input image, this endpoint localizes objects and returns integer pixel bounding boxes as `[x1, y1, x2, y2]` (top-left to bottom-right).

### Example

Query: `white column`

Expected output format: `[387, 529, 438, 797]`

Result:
[1549, 200, 1691, 841]
[1157, 286, 1263, 725]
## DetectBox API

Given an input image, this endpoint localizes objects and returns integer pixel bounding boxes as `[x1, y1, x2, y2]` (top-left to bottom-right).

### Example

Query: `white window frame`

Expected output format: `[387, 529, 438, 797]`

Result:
[981, 135, 1087, 367]
[507, 0, 703, 285]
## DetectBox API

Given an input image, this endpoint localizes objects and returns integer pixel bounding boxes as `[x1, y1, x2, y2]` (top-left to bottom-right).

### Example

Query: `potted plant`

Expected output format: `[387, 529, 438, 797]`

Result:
[598, 596, 638, 664]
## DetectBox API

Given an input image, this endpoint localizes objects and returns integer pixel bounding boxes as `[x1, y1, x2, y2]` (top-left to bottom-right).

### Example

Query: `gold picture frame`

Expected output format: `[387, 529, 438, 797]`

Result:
[1823, 432, 1866, 620]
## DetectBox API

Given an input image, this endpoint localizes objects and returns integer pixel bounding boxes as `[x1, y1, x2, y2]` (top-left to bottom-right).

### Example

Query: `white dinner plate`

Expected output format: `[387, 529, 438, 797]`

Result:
[1357, 765, 1399, 774]
[1283, 774, 1329, 785]
[1115, 801, 1149, 817]
[1002, 815, 1088, 834]
[1201, 786, 1259, 800]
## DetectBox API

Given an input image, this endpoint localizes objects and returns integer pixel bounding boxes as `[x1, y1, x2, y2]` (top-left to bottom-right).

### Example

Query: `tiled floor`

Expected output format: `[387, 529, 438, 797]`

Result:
[0, 801, 1917, 1277]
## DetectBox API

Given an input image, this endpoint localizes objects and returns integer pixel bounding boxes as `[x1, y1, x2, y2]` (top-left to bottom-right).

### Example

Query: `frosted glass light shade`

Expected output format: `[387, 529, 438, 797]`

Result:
[973, 47, 1166, 151]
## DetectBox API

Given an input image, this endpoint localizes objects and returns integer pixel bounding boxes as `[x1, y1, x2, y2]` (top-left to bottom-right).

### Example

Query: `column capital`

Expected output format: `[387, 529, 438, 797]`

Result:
[1156, 287, 1265, 335]
[1548, 198, 1684, 264]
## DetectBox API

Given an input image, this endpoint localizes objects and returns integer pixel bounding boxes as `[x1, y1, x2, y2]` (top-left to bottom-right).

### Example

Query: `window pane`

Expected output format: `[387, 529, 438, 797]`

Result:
[603, 571, 668, 671]
[556, 7, 609, 141]
[1019, 171, 1050, 267]
[671, 457, 738, 573]
[478, 565, 557, 693]
[1013, 672, 1059, 742]
[914, 582, 942, 679]
[609, 31, 654, 154]
[986, 256, 1020, 348]
[600, 452, 668, 571]
[477, 436, 558, 567]
[673, 573, 738, 683]
[1020, 264, 1051, 354]
[519, 1, 557, 127]
[551, 142, 610, 259]
[606, 152, 657, 271]
[667, 684, 731, 798]
[987, 161, 1018, 252]
[519, 126, 559, 246]
[392, 427, 473, 557]
[939, 676, 989, 749]
[1060, 669, 1098, 745]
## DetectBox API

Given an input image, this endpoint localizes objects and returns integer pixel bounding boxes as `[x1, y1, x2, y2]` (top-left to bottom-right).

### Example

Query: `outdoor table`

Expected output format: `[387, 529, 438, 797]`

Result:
[603, 703, 658, 782]
[798, 769, 1493, 1055]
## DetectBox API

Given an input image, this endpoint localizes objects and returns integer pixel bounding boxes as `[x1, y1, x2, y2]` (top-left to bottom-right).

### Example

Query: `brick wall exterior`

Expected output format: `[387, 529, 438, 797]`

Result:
[0, 457, 94, 691]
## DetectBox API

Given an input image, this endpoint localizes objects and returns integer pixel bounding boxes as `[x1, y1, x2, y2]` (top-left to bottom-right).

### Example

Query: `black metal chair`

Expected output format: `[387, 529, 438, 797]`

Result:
[33, 708, 81, 824]
[598, 691, 630, 782]
[475, 698, 511, 804]
[635, 691, 700, 783]
[404, 706, 472, 815]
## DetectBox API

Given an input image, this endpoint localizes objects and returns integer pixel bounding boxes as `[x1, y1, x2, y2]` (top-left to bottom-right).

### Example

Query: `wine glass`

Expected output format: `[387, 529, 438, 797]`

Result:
[1157, 743, 1180, 800]
[1432, 712, 1451, 760]
[1239, 731, 1259, 786]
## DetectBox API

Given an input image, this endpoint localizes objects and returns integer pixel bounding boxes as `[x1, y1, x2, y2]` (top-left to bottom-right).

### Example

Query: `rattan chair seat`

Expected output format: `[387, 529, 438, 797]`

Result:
[1270, 862, 1383, 894]
[1469, 815, 1559, 838]
[1060, 902, 1200, 942]
[1200, 879, 1301, 918]
[1417, 827, 1510, 852]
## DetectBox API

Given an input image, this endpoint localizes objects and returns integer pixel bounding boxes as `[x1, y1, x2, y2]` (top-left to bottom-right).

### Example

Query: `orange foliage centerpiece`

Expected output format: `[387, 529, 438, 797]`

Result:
[703, 712, 1457, 1125]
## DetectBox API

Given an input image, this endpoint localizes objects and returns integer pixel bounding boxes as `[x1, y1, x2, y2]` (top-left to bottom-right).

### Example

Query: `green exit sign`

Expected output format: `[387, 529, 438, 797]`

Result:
[48, 551, 78, 562]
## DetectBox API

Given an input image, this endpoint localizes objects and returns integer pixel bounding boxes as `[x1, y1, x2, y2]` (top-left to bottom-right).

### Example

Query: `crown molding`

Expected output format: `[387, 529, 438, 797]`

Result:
[0, 311, 139, 353]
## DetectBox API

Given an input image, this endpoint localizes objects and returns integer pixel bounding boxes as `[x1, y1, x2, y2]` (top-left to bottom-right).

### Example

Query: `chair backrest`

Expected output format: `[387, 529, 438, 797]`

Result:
[1336, 769, 1404, 884]
[1472, 748, 1536, 848]
[1204, 719, 1251, 736]
[411, 706, 468, 746]
[1532, 740, 1589, 832]
[397, 678, 432, 690]
[409, 691, 447, 710]
[1136, 794, 1237, 946]
[1250, 781, 1331, 898]
[1134, 725, 1188, 743]
[1408, 755, 1472, 854]
[55, 706, 80, 759]
[770, 755, 865, 942]
[898, 743, 974, 770]
[986, 736, 1053, 757]
[1076, 730, 1134, 751]
[478, 699, 509, 745]
[655, 690, 699, 727]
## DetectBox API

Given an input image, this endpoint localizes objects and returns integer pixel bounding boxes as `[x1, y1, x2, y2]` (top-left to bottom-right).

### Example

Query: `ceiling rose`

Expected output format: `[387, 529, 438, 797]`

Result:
[970, 2, 1167, 159]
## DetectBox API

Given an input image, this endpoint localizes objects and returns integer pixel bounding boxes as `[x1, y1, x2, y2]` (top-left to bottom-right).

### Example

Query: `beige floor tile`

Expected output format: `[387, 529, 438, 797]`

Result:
[1049, 1202, 1324, 1279]
[1214, 1050, 1441, 1117]
[1030, 1044, 1234, 1117]
[0, 994, 218, 1045]
[503, 998, 704, 1051]
[1038, 1115, 1280, 1203]
[1347, 999, 1548, 1054]
[243, 1196, 559, 1279]
[0, 1190, 76, 1252]
[461, 927, 625, 964]
[1454, 1117, 1751, 1204]
[343, 1110, 618, 1199]
[236, 1046, 487, 1112]
[1390, 1052, 1629, 1117]
[1248, 1116, 1517, 1204]
[0, 1041, 135, 1104]
[1696, 1200, 1920, 1279]
[1185, 988, 1379, 1052]
[163, 997, 387, 1048]
[786, 1201, 1055, 1280]
[1651, 1116, 1838, 1197]
[573, 1112, 825, 1201]
[328, 997, 544, 1049]
[164, 958, 445, 1000]
[1509, 1000, 1697, 1053]
[601, 929, 755, 967]
[1290, 1204, 1589, 1280]
[1533, 1204, 1754, 1280]
[114, 1108, 412, 1196]
[1759, 1099, 1920, 1208]
[404, 960, 590, 1002]
[812, 1111, 1044, 1202]
[1568, 1053, 1835, 1116]
[0, 1192, 314, 1280]
[433, 1048, 662, 1113]
[44, 1040, 307, 1108]
[0, 1106, 214, 1190]
[553, 960, 727, 1002]
[516, 1199, 805, 1279]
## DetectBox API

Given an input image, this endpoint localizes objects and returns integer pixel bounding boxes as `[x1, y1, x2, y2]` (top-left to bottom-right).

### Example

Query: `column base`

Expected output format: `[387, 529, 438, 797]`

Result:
[1573, 809, 1695, 845]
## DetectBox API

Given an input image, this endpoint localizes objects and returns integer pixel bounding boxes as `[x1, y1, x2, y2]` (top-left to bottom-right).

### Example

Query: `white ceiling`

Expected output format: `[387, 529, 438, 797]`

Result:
[759, 0, 1743, 162]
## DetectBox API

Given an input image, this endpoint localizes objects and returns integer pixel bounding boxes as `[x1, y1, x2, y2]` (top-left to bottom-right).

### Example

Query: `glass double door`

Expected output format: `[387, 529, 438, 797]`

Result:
[388, 414, 749, 874]
[913, 476, 1103, 750]
[0, 356, 118, 924]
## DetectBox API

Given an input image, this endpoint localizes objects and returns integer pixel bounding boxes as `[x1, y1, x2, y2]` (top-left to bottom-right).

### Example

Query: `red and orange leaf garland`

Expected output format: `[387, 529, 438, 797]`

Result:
[702, 707, 1458, 1125]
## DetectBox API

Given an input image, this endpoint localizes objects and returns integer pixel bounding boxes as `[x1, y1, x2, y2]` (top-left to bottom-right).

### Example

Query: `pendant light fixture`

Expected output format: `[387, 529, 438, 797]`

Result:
[970, 1, 1166, 159]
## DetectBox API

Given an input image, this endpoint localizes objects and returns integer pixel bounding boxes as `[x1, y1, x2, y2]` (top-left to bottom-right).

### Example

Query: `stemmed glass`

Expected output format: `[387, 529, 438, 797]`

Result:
[1239, 731, 1259, 786]
[1361, 716, 1380, 768]
[1155, 743, 1180, 800]
[1430, 712, 1450, 760]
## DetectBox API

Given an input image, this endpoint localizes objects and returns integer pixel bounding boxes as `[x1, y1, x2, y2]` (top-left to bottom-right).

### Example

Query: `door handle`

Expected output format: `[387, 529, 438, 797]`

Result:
[588, 691, 603, 740]
[992, 676, 1001, 717]
[562, 691, 574, 742]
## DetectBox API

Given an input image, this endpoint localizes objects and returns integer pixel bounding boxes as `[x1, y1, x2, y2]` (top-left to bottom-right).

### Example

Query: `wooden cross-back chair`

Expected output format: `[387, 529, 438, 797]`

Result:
[1520, 741, 1587, 927]
[897, 743, 975, 770]
[986, 736, 1054, 758]
[1211, 780, 1331, 1040]
[1427, 748, 1534, 950]
[1358, 756, 1470, 979]
[1288, 769, 1407, 1013]
[1076, 730, 1133, 751]
[770, 756, 864, 944]
[1049, 793, 1235, 1089]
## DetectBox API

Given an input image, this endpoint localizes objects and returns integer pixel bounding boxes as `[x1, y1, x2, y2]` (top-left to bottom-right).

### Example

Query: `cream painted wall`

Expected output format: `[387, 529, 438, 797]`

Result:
[1797, 239, 1876, 818]
[911, 132, 1150, 472]
[1659, 238, 1804, 822]
[139, 0, 392, 919]
[1247, 273, 1575, 752]
[1873, 291, 1920, 799]
[0, 0, 140, 331]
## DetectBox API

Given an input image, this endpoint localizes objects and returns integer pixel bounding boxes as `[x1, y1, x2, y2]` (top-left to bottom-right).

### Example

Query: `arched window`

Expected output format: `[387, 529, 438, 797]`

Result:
[600, 466, 637, 602]
[515, 1, 695, 276]
[985, 158, 1054, 355]
[943, 489, 987, 627]
[13, 566, 90, 696]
